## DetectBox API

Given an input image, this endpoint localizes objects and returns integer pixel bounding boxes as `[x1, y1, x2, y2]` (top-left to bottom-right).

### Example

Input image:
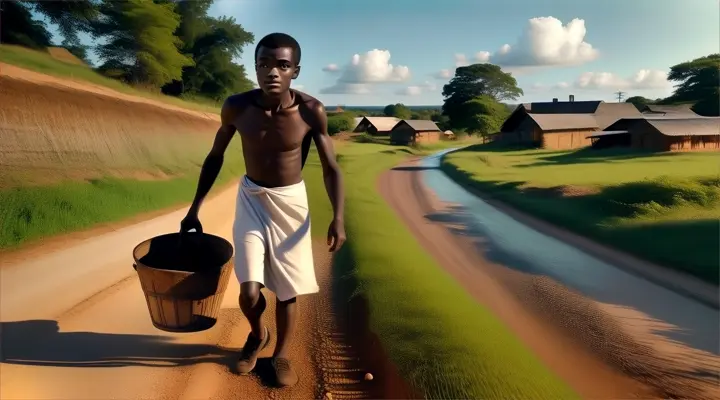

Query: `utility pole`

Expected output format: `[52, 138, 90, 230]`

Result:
[614, 91, 626, 102]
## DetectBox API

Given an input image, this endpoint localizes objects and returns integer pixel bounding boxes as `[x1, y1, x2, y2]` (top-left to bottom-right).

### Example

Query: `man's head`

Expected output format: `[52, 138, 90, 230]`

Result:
[254, 33, 301, 96]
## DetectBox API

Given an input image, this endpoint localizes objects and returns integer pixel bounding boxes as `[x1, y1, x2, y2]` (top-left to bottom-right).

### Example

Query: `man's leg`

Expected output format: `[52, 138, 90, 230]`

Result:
[273, 296, 297, 359]
[271, 296, 299, 386]
[237, 281, 270, 374]
[239, 281, 267, 340]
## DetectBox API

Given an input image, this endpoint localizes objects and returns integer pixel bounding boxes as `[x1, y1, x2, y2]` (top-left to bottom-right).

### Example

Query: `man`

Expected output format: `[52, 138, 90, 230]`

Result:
[180, 32, 346, 387]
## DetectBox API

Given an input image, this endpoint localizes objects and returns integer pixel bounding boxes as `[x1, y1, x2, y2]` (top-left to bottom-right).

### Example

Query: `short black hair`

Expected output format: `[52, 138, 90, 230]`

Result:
[255, 33, 301, 65]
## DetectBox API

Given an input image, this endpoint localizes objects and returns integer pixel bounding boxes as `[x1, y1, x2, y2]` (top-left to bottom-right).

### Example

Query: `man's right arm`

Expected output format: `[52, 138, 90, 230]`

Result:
[186, 97, 239, 216]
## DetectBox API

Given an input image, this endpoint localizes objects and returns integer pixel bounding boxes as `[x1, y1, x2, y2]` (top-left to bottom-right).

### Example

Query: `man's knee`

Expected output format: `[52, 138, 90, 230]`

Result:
[239, 282, 263, 308]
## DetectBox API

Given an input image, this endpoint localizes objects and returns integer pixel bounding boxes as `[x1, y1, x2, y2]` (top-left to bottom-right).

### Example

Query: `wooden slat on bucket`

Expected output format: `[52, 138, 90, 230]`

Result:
[132, 232, 234, 333]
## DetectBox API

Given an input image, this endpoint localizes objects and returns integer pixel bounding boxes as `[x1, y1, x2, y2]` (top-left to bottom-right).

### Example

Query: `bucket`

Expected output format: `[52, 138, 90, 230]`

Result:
[132, 232, 234, 333]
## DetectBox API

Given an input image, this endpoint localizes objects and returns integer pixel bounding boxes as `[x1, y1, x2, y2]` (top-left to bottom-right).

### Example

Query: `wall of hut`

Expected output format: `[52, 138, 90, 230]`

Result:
[542, 129, 595, 149]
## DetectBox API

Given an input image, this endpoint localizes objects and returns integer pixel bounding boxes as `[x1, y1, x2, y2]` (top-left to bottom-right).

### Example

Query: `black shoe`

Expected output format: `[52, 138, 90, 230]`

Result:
[236, 327, 270, 374]
[272, 357, 298, 387]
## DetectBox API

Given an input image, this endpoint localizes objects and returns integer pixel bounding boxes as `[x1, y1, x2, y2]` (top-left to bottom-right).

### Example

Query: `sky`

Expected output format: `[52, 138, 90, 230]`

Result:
[43, 0, 720, 106]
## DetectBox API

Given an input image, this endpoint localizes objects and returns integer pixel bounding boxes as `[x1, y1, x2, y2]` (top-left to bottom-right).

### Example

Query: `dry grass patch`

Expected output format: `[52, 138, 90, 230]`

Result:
[0, 78, 219, 187]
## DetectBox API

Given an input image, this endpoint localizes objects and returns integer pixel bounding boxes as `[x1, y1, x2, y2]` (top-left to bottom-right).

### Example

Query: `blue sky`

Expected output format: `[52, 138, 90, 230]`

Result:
[44, 0, 720, 106]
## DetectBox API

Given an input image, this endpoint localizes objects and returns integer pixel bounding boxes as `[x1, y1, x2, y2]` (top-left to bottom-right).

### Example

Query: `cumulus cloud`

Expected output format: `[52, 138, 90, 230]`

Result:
[293, 84, 305, 91]
[322, 64, 340, 73]
[319, 83, 371, 95]
[454, 51, 491, 68]
[492, 17, 599, 66]
[574, 69, 669, 90]
[396, 81, 437, 96]
[434, 69, 453, 80]
[319, 49, 411, 94]
[445, 16, 599, 73]
[455, 53, 468, 67]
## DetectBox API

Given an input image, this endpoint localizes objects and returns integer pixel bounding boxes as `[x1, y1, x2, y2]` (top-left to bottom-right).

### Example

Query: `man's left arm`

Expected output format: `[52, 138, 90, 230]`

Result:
[309, 102, 346, 252]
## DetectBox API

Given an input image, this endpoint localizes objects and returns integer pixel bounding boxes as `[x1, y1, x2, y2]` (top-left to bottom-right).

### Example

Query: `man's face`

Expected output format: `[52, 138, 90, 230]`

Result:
[255, 46, 300, 95]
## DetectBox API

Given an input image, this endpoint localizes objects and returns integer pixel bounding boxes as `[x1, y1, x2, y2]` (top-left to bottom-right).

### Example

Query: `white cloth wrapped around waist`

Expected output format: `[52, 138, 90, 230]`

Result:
[232, 175, 318, 301]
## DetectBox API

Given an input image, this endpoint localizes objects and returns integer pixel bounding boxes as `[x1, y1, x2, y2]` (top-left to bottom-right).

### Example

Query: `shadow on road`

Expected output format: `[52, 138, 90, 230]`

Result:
[0, 319, 233, 368]
[0, 319, 280, 386]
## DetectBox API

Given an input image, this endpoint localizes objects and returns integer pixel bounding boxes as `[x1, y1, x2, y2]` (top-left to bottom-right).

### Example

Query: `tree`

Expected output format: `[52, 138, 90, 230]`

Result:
[625, 96, 655, 111]
[327, 113, 354, 135]
[432, 114, 451, 131]
[442, 63, 523, 129]
[661, 53, 720, 116]
[460, 95, 510, 135]
[164, 1, 254, 100]
[30, 0, 98, 48]
[0, 0, 52, 49]
[383, 103, 411, 119]
[94, 0, 194, 87]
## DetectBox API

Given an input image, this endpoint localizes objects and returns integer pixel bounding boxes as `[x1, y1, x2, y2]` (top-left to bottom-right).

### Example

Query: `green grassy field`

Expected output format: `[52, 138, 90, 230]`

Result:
[0, 45, 220, 114]
[441, 144, 720, 284]
[330, 143, 576, 399]
[0, 140, 245, 250]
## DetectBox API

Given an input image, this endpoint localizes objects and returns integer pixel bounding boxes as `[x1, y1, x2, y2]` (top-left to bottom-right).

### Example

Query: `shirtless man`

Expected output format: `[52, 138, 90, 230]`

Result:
[180, 32, 345, 387]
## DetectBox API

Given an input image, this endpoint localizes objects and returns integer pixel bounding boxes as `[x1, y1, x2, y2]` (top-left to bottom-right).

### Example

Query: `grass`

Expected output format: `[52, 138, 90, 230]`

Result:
[331, 143, 577, 399]
[0, 44, 220, 114]
[0, 139, 245, 250]
[441, 144, 720, 283]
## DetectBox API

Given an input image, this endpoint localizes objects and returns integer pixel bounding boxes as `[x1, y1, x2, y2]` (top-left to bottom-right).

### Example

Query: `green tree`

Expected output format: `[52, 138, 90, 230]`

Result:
[460, 95, 510, 135]
[432, 114, 451, 131]
[383, 103, 412, 119]
[31, 0, 98, 48]
[660, 54, 719, 116]
[0, 0, 52, 49]
[161, 1, 254, 100]
[327, 113, 354, 135]
[442, 64, 523, 129]
[625, 96, 655, 111]
[94, 0, 194, 87]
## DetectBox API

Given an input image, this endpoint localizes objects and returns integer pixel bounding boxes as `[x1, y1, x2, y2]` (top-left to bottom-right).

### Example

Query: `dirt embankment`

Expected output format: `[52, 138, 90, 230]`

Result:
[0, 73, 220, 187]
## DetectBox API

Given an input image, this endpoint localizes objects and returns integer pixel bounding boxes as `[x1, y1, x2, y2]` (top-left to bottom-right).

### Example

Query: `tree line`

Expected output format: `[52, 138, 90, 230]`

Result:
[439, 53, 719, 137]
[625, 54, 719, 116]
[1, 0, 255, 102]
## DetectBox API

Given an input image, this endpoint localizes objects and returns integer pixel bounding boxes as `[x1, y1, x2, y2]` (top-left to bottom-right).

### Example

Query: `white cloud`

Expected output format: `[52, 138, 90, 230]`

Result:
[322, 64, 340, 73]
[319, 49, 411, 94]
[434, 69, 453, 80]
[339, 50, 410, 83]
[446, 16, 599, 72]
[492, 17, 599, 67]
[319, 83, 371, 95]
[455, 53, 468, 67]
[556, 81, 570, 89]
[293, 84, 305, 90]
[574, 69, 669, 90]
[475, 51, 491, 62]
[396, 81, 437, 96]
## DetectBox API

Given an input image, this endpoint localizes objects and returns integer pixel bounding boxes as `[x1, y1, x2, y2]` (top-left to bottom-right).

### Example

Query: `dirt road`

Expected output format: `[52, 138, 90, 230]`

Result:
[0, 184, 371, 400]
[379, 156, 720, 400]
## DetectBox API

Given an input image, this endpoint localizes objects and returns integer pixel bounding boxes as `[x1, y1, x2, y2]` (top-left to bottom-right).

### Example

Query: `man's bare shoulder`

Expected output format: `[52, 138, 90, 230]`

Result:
[295, 90, 326, 128]
[223, 89, 263, 112]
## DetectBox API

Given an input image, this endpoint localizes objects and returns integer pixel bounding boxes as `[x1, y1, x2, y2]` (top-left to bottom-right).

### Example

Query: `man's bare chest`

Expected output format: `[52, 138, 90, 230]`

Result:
[235, 108, 310, 151]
